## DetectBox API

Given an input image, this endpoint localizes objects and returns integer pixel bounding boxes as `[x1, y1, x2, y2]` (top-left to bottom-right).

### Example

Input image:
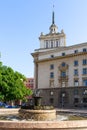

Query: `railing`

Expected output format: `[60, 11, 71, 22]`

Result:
[59, 76, 68, 81]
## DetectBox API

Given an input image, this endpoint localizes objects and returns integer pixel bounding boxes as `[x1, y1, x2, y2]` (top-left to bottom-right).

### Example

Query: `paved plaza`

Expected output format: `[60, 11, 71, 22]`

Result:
[56, 108, 87, 116]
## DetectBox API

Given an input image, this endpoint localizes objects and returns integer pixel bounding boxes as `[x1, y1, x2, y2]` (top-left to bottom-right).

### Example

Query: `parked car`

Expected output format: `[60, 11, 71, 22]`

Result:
[0, 102, 7, 107]
[0, 102, 20, 108]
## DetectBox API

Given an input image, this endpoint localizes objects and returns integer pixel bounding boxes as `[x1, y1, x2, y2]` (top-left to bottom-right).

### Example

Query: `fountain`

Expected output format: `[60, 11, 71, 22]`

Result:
[1, 94, 87, 130]
[1, 89, 87, 130]
[19, 89, 56, 121]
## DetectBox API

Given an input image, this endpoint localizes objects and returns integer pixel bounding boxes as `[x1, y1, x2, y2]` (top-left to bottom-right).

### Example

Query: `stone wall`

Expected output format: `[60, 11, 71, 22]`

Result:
[39, 87, 87, 108]
[0, 120, 87, 130]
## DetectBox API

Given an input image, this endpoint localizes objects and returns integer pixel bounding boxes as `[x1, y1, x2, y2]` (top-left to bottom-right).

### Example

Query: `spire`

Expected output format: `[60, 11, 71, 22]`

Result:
[49, 4, 58, 34]
[52, 5, 55, 25]
[52, 11, 55, 24]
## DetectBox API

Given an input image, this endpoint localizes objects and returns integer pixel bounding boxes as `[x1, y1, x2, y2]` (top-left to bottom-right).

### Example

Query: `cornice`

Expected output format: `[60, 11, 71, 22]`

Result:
[33, 47, 67, 56]
[68, 42, 87, 48]
[35, 52, 87, 63]
[33, 42, 87, 57]
[39, 33, 66, 40]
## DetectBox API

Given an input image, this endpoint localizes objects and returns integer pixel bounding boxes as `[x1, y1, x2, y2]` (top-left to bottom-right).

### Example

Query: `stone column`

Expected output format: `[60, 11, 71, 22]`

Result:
[34, 61, 38, 89]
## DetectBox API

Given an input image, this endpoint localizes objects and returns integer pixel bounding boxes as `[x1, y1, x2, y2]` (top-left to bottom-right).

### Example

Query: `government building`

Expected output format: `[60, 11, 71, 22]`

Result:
[32, 11, 87, 108]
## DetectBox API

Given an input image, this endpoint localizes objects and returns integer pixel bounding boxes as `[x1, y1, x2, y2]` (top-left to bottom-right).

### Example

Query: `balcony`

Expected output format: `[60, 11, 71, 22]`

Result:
[59, 65, 68, 71]
[59, 76, 68, 81]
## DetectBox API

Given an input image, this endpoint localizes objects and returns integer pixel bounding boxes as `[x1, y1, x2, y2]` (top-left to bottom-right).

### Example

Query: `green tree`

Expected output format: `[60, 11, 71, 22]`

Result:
[0, 62, 32, 102]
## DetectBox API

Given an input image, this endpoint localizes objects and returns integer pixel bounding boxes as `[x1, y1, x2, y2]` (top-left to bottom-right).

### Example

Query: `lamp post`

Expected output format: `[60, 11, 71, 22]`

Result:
[62, 93, 65, 108]
[50, 91, 54, 96]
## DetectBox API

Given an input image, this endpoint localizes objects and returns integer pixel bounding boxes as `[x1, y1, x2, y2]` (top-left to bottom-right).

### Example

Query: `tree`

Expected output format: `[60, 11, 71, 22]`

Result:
[0, 62, 32, 102]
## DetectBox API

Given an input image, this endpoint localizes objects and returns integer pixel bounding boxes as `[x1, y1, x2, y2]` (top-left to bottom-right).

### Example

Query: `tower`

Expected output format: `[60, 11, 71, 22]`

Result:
[39, 11, 66, 50]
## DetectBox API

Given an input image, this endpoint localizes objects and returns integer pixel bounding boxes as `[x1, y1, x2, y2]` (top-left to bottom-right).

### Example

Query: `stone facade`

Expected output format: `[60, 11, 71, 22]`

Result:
[38, 86, 87, 108]
[31, 11, 87, 108]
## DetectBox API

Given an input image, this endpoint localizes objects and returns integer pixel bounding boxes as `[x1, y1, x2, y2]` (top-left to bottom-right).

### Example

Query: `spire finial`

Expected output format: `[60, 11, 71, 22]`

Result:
[49, 4, 58, 33]
[52, 4, 55, 24]
[53, 4, 54, 10]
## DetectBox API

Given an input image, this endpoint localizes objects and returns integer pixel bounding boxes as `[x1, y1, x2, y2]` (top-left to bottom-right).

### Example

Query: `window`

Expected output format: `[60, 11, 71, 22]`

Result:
[83, 98, 87, 103]
[50, 72, 54, 78]
[51, 29, 53, 32]
[74, 60, 78, 66]
[83, 48, 87, 52]
[51, 41, 53, 48]
[74, 69, 78, 75]
[46, 41, 48, 48]
[50, 55, 54, 58]
[56, 41, 58, 47]
[74, 89, 78, 95]
[83, 68, 87, 75]
[83, 79, 87, 86]
[50, 64, 54, 69]
[61, 71, 66, 77]
[56, 40, 60, 47]
[74, 50, 78, 53]
[74, 80, 79, 86]
[62, 62, 66, 67]
[50, 80, 54, 87]
[62, 53, 65, 56]
[74, 98, 79, 103]
[83, 59, 87, 65]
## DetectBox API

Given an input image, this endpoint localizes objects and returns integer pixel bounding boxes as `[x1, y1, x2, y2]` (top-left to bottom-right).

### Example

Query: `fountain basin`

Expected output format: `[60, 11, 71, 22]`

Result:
[19, 109, 56, 121]
[1, 120, 87, 130]
[1, 109, 87, 129]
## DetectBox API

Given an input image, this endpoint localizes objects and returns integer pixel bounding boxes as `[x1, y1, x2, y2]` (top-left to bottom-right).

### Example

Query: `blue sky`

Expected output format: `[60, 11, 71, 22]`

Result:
[0, 0, 87, 77]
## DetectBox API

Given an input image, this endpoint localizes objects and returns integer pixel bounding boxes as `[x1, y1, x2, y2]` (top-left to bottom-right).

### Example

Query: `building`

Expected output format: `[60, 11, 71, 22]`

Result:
[32, 11, 87, 108]
[24, 78, 34, 90]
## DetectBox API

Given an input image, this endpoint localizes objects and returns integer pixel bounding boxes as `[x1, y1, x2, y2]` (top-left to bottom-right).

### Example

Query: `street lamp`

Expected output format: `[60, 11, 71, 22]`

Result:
[62, 93, 65, 108]
[50, 91, 54, 96]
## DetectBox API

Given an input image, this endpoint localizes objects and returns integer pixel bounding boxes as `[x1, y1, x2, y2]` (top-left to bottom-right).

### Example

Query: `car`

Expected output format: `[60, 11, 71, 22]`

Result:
[0, 102, 7, 107]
